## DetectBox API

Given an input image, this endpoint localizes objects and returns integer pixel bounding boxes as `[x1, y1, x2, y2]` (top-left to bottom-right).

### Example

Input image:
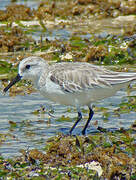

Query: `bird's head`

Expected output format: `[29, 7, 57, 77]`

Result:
[3, 56, 48, 92]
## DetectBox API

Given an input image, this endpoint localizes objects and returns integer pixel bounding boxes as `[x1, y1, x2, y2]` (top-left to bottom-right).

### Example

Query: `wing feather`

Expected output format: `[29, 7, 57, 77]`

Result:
[49, 63, 112, 93]
[49, 62, 136, 93]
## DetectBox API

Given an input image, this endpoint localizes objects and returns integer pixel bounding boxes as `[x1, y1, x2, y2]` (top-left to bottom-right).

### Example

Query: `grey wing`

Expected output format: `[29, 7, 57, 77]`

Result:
[49, 65, 112, 93]
[100, 72, 136, 85]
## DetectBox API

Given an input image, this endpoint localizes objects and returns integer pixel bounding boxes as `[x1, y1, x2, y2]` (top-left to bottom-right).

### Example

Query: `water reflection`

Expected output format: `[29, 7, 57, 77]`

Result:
[0, 90, 135, 158]
[0, 0, 40, 10]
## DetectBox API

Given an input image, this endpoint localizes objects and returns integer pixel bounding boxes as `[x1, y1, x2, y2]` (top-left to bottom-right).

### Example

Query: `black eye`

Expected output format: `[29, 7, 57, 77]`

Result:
[25, 65, 30, 69]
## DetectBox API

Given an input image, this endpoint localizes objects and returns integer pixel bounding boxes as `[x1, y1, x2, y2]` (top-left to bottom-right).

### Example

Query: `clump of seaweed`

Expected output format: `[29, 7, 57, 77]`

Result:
[33, 0, 136, 21]
[0, 131, 135, 179]
[0, 27, 34, 52]
[0, 4, 34, 21]
[25, 132, 136, 179]
[84, 45, 108, 62]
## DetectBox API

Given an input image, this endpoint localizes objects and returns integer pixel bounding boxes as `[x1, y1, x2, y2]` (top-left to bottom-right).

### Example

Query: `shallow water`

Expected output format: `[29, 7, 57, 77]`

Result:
[0, 0, 39, 10]
[0, 89, 136, 158]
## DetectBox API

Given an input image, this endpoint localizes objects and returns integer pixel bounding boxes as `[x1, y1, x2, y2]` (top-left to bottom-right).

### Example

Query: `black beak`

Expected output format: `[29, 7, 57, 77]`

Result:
[3, 74, 22, 93]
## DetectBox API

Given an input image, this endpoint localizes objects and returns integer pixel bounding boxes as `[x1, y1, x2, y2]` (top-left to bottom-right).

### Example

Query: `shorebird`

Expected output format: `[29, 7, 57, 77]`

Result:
[3, 56, 136, 135]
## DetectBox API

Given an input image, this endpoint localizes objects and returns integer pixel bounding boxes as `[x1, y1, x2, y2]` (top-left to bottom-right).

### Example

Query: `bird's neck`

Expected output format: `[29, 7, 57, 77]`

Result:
[33, 65, 49, 90]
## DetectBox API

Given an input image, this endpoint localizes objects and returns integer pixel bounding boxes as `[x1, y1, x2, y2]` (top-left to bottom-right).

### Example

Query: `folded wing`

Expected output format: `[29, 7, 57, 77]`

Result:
[49, 63, 136, 93]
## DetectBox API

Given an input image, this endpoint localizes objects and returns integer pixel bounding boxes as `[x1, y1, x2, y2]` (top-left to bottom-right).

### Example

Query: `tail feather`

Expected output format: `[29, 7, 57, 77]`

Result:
[101, 72, 136, 85]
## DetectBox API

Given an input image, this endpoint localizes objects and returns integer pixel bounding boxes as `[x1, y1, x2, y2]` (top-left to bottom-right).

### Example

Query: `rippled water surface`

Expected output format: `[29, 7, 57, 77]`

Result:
[1, 0, 39, 10]
[0, 90, 136, 158]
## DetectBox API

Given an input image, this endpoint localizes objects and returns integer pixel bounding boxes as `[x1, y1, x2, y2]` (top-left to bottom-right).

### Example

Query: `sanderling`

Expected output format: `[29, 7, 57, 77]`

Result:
[3, 56, 136, 135]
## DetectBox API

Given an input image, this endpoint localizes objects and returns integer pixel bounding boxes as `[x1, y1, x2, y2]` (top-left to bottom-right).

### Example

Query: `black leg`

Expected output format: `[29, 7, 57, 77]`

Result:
[69, 111, 82, 135]
[82, 107, 94, 135]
